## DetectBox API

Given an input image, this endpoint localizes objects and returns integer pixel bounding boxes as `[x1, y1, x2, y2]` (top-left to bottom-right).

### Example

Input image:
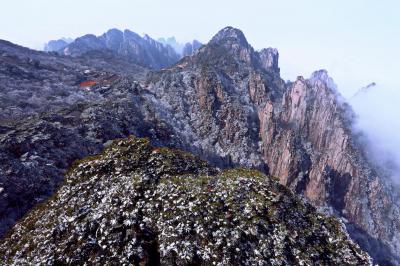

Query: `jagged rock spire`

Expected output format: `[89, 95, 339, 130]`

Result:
[259, 48, 280, 74]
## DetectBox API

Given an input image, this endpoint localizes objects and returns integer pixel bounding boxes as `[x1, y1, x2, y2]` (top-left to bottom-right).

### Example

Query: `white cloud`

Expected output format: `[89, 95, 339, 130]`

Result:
[349, 84, 400, 182]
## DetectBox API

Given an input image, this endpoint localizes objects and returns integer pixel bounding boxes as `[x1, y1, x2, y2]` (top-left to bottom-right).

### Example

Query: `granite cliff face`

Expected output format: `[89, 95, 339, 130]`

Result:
[140, 27, 400, 264]
[0, 136, 371, 265]
[1, 26, 399, 264]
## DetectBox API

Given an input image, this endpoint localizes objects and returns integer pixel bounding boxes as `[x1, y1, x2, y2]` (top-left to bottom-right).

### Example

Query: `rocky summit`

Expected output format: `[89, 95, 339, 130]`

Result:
[0, 136, 371, 265]
[1, 26, 400, 265]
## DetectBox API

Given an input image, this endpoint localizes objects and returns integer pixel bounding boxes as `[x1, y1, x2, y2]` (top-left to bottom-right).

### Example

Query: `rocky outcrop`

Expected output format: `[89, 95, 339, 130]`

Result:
[62, 29, 180, 69]
[1, 26, 400, 264]
[255, 70, 400, 265]
[258, 48, 280, 74]
[141, 27, 400, 264]
[0, 136, 371, 265]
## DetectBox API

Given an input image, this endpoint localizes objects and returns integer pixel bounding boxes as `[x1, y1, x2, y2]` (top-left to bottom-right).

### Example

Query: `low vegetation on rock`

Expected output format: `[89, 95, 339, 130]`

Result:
[0, 136, 371, 265]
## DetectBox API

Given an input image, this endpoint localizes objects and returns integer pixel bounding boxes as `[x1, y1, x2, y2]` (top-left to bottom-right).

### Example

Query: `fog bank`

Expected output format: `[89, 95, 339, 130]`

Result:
[349, 84, 400, 182]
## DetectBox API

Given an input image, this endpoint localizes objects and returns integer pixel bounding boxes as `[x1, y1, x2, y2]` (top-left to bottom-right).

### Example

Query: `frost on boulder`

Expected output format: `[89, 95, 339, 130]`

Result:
[0, 136, 371, 265]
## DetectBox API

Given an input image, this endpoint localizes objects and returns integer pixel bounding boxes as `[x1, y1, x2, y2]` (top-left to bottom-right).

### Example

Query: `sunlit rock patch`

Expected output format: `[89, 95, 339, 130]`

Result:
[0, 136, 371, 265]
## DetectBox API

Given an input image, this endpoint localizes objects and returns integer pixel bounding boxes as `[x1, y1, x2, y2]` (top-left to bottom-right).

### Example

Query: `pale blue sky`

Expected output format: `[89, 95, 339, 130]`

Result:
[1, 0, 399, 96]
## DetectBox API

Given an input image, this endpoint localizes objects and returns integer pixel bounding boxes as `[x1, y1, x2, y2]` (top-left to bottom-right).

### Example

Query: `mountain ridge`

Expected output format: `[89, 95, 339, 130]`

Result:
[0, 26, 399, 264]
[57, 28, 180, 69]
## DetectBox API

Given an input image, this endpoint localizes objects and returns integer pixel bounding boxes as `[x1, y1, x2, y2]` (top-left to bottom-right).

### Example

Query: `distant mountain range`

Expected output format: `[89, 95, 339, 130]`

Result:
[157, 36, 202, 57]
[157, 36, 185, 54]
[44, 30, 202, 69]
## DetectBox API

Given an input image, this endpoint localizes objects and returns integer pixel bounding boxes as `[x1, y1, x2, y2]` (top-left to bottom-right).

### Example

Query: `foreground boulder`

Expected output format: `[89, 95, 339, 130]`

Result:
[0, 136, 371, 265]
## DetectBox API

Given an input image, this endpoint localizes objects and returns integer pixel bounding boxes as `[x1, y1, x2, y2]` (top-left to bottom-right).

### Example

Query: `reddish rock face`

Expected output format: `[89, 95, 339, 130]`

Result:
[144, 27, 400, 263]
[257, 71, 400, 258]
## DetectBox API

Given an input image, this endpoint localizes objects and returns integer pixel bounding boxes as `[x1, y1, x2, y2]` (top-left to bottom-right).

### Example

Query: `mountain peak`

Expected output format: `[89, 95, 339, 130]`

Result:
[105, 28, 123, 36]
[123, 29, 142, 41]
[100, 29, 123, 50]
[309, 69, 337, 89]
[191, 26, 255, 69]
[210, 26, 249, 48]
[259, 48, 280, 74]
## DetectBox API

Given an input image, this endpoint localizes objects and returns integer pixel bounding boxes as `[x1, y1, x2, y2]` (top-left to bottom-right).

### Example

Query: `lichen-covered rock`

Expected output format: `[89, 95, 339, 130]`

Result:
[0, 136, 371, 265]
